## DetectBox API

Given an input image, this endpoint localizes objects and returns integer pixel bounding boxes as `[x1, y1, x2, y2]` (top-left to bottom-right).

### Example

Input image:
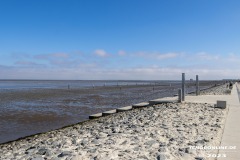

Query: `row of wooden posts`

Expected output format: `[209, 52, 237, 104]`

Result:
[66, 73, 201, 98]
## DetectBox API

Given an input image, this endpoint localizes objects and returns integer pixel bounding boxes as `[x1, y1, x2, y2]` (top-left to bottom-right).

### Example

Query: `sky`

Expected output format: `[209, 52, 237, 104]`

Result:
[0, 0, 240, 80]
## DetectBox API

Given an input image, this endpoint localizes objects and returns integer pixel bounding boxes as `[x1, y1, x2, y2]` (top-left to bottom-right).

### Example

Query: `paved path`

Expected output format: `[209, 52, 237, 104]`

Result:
[217, 84, 240, 160]
[185, 84, 240, 160]
[237, 85, 240, 102]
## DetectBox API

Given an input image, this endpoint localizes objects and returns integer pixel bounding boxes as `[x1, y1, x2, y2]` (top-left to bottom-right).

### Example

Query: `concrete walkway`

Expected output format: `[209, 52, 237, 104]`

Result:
[185, 84, 240, 159]
[217, 84, 240, 160]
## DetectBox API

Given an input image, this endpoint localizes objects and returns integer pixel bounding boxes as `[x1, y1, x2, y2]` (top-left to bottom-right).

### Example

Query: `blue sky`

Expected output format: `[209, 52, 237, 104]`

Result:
[0, 0, 240, 80]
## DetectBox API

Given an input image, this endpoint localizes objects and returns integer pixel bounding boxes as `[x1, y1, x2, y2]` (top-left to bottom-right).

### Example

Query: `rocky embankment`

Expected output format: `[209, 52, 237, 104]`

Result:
[0, 84, 228, 160]
[199, 84, 231, 95]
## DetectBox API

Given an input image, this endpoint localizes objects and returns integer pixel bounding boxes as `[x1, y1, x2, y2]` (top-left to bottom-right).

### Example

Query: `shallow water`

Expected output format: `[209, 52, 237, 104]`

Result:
[0, 80, 221, 144]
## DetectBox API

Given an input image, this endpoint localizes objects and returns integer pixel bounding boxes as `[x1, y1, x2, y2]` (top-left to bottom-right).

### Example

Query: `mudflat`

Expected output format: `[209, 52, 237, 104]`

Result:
[0, 83, 229, 159]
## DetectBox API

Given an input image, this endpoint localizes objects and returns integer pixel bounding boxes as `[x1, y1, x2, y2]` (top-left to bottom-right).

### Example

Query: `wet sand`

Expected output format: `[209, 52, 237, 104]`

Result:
[0, 83, 229, 160]
[0, 81, 222, 144]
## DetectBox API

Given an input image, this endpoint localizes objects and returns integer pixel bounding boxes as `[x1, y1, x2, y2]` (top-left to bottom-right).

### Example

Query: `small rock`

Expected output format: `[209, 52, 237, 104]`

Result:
[121, 140, 128, 145]
[80, 140, 88, 146]
[144, 140, 157, 146]
[158, 147, 167, 153]
[211, 124, 221, 128]
[195, 139, 205, 144]
[204, 138, 210, 142]
[179, 147, 190, 153]
[58, 151, 71, 157]
[88, 148, 97, 153]
[26, 146, 36, 151]
[98, 132, 108, 138]
[139, 155, 149, 159]
[159, 142, 167, 147]
[36, 148, 48, 155]
[91, 139, 99, 144]
[177, 127, 185, 131]
[157, 154, 167, 160]
[31, 157, 44, 160]
[112, 127, 120, 133]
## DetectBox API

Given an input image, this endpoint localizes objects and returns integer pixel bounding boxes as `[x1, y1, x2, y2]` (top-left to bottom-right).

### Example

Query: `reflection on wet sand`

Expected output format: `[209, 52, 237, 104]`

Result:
[0, 81, 219, 144]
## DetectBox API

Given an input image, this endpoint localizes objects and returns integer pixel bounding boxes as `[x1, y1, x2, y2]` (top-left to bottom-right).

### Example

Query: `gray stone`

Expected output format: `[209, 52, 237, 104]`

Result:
[133, 146, 140, 151]
[121, 140, 128, 145]
[144, 140, 157, 146]
[36, 148, 49, 155]
[179, 147, 190, 153]
[25, 148, 35, 154]
[89, 113, 102, 119]
[177, 127, 185, 131]
[102, 110, 117, 116]
[58, 151, 72, 157]
[118, 153, 124, 157]
[211, 124, 221, 128]
[158, 147, 167, 153]
[216, 100, 227, 109]
[140, 155, 150, 159]
[26, 146, 36, 151]
[195, 139, 205, 144]
[31, 157, 45, 160]
[116, 106, 132, 112]
[88, 148, 97, 153]
[157, 154, 167, 160]
[98, 132, 108, 138]
[112, 127, 120, 133]
[132, 102, 149, 108]
[91, 139, 99, 144]
[80, 140, 88, 146]
[159, 142, 167, 147]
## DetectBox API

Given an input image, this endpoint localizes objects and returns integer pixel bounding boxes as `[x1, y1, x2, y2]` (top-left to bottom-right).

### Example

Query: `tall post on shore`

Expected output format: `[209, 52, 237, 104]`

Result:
[178, 89, 182, 102]
[196, 75, 199, 96]
[182, 73, 185, 101]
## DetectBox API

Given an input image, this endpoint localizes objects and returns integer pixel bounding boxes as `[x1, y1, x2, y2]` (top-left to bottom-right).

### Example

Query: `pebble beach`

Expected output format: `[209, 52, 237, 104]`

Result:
[0, 84, 230, 160]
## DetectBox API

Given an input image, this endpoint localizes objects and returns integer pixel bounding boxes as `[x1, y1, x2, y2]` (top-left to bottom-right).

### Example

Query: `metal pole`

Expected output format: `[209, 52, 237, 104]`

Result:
[182, 73, 185, 101]
[196, 75, 199, 96]
[178, 89, 182, 102]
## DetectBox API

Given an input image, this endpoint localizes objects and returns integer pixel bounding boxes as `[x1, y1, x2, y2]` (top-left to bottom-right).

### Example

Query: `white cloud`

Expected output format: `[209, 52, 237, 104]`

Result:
[35, 53, 69, 59]
[156, 53, 179, 60]
[196, 52, 220, 61]
[14, 61, 43, 67]
[134, 52, 181, 60]
[2, 50, 240, 80]
[94, 49, 108, 57]
[51, 53, 69, 58]
[2, 64, 240, 80]
[118, 50, 126, 56]
[226, 53, 240, 62]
